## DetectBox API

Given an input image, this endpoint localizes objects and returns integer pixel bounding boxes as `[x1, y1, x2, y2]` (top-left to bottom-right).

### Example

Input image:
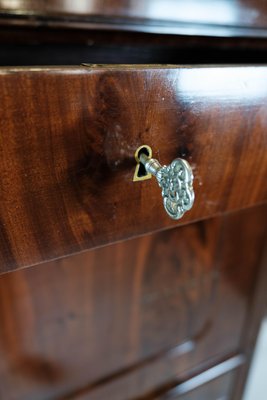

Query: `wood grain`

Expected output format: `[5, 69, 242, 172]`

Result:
[0, 206, 266, 400]
[0, 65, 267, 272]
[1, 0, 267, 37]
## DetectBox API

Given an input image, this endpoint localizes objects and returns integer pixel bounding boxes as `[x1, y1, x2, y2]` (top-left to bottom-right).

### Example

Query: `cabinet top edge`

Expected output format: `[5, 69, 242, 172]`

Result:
[0, 64, 267, 74]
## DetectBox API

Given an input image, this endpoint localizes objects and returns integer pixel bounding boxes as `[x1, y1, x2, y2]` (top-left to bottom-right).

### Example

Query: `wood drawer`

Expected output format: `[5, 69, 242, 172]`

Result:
[0, 207, 265, 400]
[0, 65, 267, 273]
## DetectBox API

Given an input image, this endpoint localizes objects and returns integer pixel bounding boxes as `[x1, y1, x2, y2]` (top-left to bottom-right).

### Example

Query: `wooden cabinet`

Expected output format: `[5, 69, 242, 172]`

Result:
[0, 2, 267, 399]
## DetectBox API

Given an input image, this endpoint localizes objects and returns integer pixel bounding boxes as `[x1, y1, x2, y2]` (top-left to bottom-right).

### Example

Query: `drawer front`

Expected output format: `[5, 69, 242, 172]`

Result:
[0, 65, 267, 272]
[0, 207, 265, 400]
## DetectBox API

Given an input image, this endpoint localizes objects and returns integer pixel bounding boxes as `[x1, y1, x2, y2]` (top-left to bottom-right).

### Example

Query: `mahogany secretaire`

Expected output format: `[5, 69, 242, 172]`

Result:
[0, 1, 267, 399]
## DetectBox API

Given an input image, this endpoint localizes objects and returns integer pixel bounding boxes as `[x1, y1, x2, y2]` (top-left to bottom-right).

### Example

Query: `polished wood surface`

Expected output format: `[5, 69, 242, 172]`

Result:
[2, 0, 267, 37]
[0, 65, 267, 272]
[0, 206, 266, 400]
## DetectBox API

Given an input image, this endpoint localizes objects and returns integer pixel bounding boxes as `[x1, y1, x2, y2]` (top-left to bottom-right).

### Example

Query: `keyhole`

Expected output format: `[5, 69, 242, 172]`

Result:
[133, 145, 152, 182]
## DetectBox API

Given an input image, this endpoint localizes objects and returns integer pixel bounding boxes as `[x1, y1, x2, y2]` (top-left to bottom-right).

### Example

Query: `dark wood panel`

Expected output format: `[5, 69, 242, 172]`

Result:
[0, 65, 267, 272]
[3, 26, 267, 67]
[2, 0, 267, 37]
[0, 206, 266, 400]
[3, 30, 267, 66]
[3, 26, 267, 49]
